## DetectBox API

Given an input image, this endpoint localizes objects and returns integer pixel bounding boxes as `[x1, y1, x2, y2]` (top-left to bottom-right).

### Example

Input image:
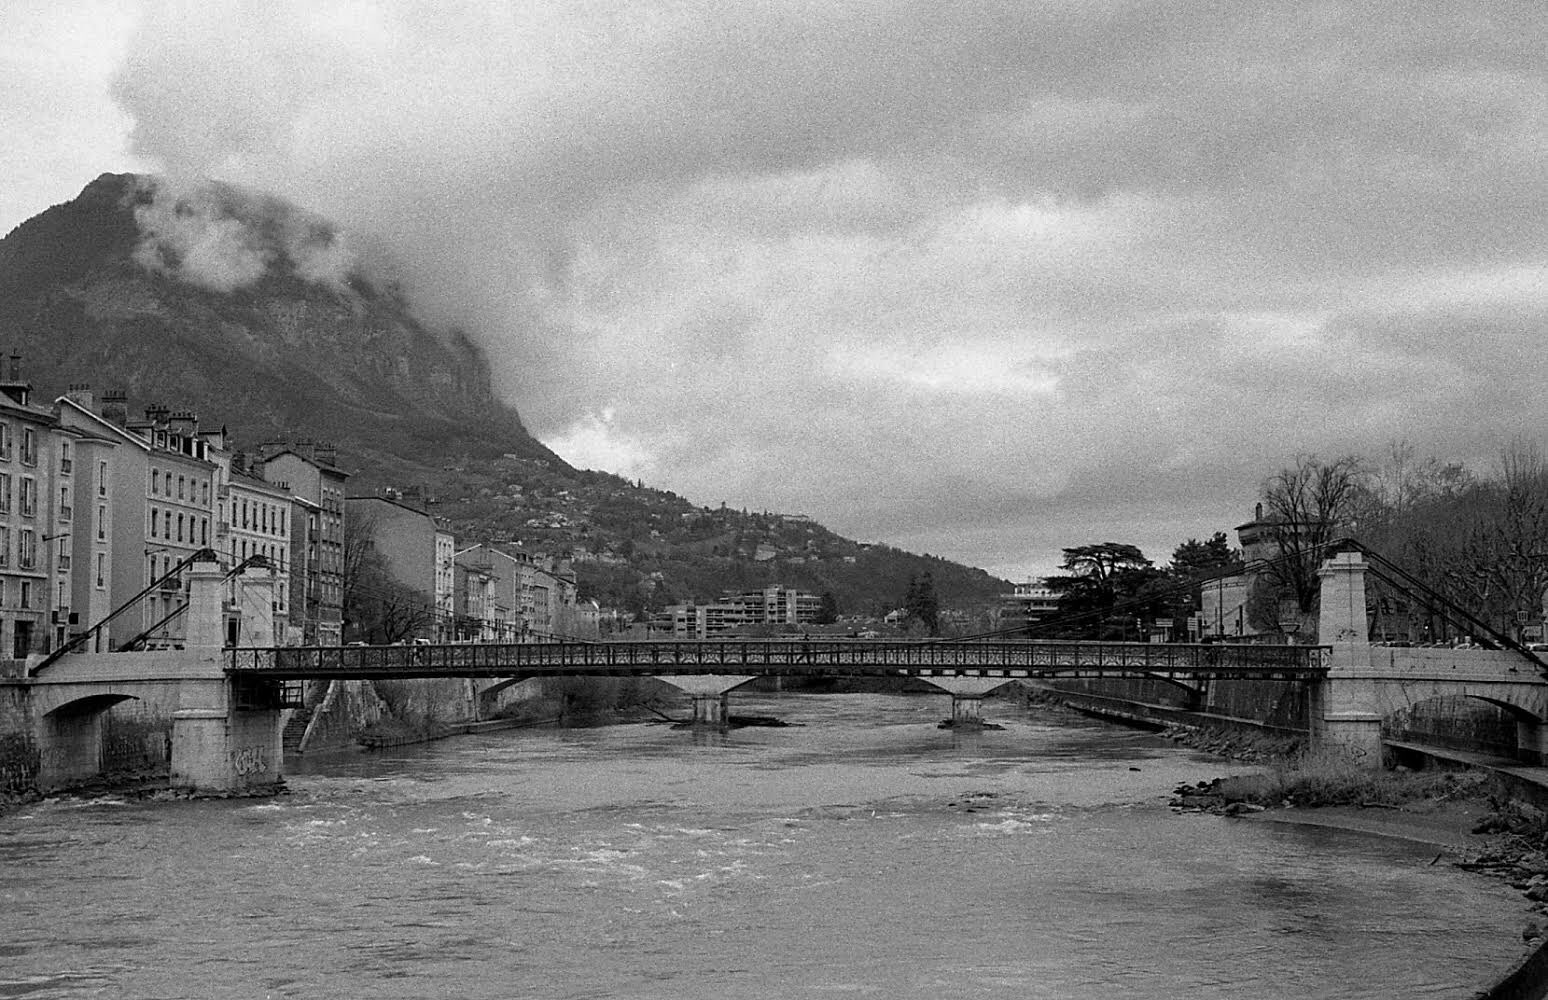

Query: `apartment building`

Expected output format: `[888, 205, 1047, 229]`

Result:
[0, 373, 65, 660]
[661, 585, 821, 639]
[260, 444, 348, 645]
[345, 493, 454, 641]
[56, 392, 218, 650]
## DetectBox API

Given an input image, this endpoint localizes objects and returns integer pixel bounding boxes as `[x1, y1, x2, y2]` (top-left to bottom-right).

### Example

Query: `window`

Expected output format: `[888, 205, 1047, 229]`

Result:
[18, 529, 35, 569]
[58, 485, 71, 522]
[0, 473, 10, 514]
[21, 427, 36, 466]
[177, 475, 185, 500]
[152, 469, 160, 494]
[151, 509, 159, 536]
[96, 552, 105, 588]
[97, 505, 106, 540]
[201, 518, 208, 545]
[0, 423, 10, 461]
[57, 547, 69, 571]
[98, 460, 108, 496]
[19, 477, 35, 517]
[201, 482, 209, 506]
[176, 513, 184, 543]
[19, 581, 30, 609]
[0, 526, 9, 567]
[59, 440, 71, 475]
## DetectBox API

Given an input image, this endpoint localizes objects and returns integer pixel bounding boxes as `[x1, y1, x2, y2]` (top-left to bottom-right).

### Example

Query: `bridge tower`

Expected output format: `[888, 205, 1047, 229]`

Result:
[169, 560, 284, 793]
[1313, 550, 1384, 767]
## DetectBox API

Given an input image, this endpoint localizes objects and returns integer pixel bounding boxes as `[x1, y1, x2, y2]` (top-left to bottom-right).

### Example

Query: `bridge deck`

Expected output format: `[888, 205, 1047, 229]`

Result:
[227, 639, 1327, 682]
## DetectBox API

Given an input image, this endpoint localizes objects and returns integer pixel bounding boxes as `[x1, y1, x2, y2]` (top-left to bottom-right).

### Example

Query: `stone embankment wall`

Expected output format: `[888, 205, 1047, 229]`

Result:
[295, 677, 549, 752]
[1040, 677, 1308, 726]
[1037, 674, 1525, 762]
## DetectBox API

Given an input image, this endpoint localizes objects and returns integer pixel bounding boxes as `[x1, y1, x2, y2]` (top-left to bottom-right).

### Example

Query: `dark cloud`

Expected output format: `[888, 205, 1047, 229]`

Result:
[95, 0, 1548, 578]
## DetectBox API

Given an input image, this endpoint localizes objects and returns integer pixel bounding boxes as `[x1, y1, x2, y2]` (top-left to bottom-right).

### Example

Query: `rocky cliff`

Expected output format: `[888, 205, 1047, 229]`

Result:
[0, 173, 561, 480]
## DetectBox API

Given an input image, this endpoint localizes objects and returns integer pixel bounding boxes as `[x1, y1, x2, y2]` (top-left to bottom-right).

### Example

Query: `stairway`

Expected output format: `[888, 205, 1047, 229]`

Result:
[282, 708, 312, 756]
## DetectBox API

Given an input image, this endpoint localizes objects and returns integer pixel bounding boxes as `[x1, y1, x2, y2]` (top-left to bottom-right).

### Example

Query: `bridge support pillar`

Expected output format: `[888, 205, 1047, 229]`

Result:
[1314, 551, 1384, 768]
[653, 675, 757, 729]
[35, 709, 105, 790]
[170, 679, 284, 794]
[920, 676, 1009, 728]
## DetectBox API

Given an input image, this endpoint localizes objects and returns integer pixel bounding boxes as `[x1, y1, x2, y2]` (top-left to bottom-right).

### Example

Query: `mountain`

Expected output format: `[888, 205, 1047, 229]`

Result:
[0, 174, 1012, 620]
[0, 173, 559, 476]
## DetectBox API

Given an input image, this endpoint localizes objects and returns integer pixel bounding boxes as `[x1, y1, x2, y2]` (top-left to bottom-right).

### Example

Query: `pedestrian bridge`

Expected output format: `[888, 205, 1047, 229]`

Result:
[12, 548, 1548, 795]
[224, 636, 1325, 729]
[226, 637, 1326, 682]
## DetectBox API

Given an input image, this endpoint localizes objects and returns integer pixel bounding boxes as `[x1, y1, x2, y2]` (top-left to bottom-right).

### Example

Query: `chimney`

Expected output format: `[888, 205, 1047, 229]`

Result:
[314, 441, 337, 467]
[0, 354, 30, 406]
[168, 409, 198, 437]
[100, 390, 128, 427]
[144, 403, 171, 428]
[65, 383, 95, 412]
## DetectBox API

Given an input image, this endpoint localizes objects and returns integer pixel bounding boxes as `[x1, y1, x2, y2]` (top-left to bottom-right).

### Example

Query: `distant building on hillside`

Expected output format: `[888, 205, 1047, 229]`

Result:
[1000, 580, 1059, 635]
[659, 585, 821, 639]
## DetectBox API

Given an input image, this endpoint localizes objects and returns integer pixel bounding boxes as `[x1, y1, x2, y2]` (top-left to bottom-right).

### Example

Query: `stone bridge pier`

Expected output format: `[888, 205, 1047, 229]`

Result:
[170, 562, 283, 794]
[918, 676, 1013, 726]
[653, 675, 757, 727]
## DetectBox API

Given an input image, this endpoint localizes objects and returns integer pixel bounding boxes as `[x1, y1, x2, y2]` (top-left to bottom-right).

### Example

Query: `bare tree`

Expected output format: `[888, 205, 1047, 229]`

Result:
[1258, 454, 1368, 622]
[1437, 440, 1548, 636]
[341, 506, 437, 643]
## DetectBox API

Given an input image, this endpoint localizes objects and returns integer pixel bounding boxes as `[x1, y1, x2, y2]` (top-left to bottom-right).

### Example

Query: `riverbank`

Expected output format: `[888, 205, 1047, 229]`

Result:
[1174, 763, 1548, 1000]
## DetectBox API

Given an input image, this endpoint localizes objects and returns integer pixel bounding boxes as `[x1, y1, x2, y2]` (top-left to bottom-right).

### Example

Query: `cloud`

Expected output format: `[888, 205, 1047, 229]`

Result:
[95, 0, 1548, 579]
[127, 175, 361, 293]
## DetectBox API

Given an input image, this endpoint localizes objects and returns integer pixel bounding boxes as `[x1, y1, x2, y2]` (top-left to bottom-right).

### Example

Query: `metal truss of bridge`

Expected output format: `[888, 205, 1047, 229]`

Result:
[228, 638, 1327, 683]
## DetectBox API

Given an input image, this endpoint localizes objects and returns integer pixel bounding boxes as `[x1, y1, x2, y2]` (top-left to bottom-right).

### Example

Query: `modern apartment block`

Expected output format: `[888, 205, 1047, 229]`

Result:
[661, 585, 821, 639]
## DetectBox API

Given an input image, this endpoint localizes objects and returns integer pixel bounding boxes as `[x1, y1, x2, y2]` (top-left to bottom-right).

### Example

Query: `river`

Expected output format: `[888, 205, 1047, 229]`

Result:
[0, 692, 1531, 999]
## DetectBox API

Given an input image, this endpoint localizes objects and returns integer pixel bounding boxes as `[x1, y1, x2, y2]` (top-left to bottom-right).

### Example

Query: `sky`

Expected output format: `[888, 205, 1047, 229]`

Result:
[2, 1, 1544, 583]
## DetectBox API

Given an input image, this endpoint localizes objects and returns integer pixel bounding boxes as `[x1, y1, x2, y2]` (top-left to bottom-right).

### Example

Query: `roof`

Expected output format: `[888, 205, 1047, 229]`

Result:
[230, 467, 292, 498]
[263, 448, 351, 478]
[346, 493, 432, 517]
[56, 396, 150, 452]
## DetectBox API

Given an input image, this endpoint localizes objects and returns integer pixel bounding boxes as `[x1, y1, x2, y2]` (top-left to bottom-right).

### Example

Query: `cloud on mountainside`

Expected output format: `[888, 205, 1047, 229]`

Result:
[95, 0, 1547, 578]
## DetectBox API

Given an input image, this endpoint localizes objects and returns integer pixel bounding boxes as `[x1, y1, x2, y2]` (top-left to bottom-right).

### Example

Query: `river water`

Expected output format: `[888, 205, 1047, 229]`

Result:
[0, 693, 1531, 999]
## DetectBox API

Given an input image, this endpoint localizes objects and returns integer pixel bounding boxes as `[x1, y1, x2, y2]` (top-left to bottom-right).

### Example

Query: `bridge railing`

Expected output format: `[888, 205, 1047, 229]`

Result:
[227, 639, 1327, 679]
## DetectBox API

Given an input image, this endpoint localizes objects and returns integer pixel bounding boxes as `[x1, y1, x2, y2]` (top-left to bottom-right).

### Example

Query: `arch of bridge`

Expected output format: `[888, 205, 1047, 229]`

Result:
[1364, 647, 1548, 724]
[28, 649, 226, 719]
[1370, 677, 1548, 725]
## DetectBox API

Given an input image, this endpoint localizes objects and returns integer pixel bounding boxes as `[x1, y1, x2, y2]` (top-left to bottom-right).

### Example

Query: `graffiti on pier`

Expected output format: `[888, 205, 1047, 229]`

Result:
[231, 746, 268, 776]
